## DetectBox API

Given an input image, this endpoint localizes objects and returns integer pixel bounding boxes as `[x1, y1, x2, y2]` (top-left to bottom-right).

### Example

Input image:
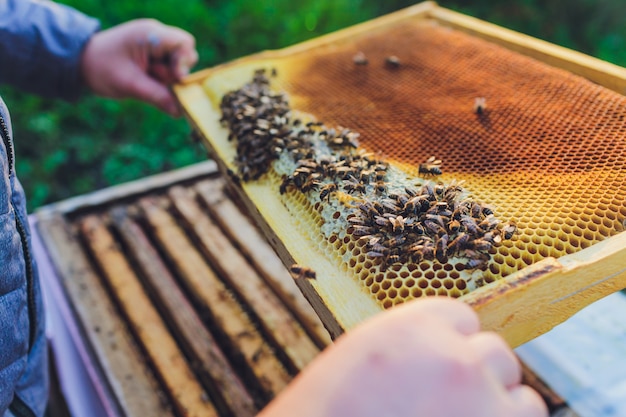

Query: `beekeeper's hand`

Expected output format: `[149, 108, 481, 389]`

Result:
[80, 19, 198, 116]
[258, 297, 548, 417]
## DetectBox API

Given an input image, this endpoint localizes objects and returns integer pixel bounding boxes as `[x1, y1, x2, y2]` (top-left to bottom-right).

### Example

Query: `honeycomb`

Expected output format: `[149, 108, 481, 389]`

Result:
[206, 19, 626, 310]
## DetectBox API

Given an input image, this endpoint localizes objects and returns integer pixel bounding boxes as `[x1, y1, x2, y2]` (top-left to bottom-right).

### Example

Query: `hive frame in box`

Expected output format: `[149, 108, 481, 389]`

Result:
[174, 1, 626, 346]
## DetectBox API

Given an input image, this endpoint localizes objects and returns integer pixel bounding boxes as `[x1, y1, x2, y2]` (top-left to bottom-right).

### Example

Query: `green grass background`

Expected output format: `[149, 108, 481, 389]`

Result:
[2, 0, 624, 211]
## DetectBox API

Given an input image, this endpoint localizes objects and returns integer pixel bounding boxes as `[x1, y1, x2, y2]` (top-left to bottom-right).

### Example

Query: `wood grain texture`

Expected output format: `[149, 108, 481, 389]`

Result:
[168, 185, 321, 373]
[138, 196, 292, 403]
[194, 179, 332, 349]
[108, 206, 257, 417]
[36, 214, 175, 417]
[463, 232, 626, 347]
[78, 214, 219, 417]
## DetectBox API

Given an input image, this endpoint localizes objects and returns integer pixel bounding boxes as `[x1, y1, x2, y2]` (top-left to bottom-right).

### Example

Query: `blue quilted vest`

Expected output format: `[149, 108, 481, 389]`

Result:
[0, 99, 48, 417]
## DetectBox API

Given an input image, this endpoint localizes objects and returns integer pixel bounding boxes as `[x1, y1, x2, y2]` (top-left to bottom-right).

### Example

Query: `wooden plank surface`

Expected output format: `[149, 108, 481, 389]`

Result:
[138, 196, 292, 403]
[168, 185, 321, 373]
[195, 179, 332, 348]
[36, 214, 174, 417]
[463, 232, 626, 347]
[108, 206, 257, 417]
[78, 214, 219, 417]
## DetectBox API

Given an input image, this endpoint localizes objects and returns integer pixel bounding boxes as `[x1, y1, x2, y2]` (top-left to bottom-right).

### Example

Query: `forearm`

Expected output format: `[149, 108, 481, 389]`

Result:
[0, 0, 100, 100]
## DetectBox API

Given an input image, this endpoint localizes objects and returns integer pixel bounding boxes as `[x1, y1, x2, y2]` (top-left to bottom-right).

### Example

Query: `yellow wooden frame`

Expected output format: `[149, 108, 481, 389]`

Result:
[174, 1, 626, 347]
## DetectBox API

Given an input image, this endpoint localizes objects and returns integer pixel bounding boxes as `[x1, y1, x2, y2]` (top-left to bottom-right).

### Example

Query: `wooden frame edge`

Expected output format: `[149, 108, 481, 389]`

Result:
[462, 231, 626, 347]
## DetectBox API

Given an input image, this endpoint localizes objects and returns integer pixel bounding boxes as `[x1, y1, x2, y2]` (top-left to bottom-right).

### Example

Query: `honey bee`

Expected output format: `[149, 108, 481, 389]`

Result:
[502, 222, 518, 240]
[366, 250, 386, 259]
[389, 216, 405, 234]
[387, 254, 401, 265]
[358, 201, 380, 217]
[385, 55, 400, 68]
[226, 168, 242, 186]
[374, 181, 387, 194]
[396, 194, 409, 207]
[478, 215, 500, 231]
[483, 231, 502, 245]
[442, 180, 465, 202]
[406, 243, 424, 262]
[448, 219, 461, 233]
[435, 234, 449, 263]
[343, 175, 366, 194]
[474, 97, 486, 115]
[404, 186, 418, 197]
[470, 202, 483, 219]
[301, 177, 321, 192]
[471, 238, 493, 252]
[460, 215, 479, 235]
[279, 175, 294, 194]
[330, 135, 359, 148]
[374, 216, 389, 227]
[353, 51, 368, 65]
[481, 204, 495, 217]
[359, 169, 374, 184]
[351, 225, 376, 236]
[408, 222, 426, 235]
[319, 183, 338, 201]
[418, 156, 442, 177]
[424, 219, 446, 236]
[422, 240, 436, 261]
[369, 243, 390, 255]
[381, 199, 401, 213]
[387, 236, 406, 248]
[447, 232, 470, 253]
[425, 213, 447, 229]
[465, 258, 488, 271]
[404, 195, 429, 214]
[289, 264, 316, 280]
[419, 184, 436, 199]
[362, 236, 382, 246]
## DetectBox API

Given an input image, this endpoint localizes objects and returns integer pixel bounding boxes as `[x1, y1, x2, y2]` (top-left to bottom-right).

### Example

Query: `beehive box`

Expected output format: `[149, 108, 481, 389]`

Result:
[175, 1, 626, 347]
[35, 162, 332, 416]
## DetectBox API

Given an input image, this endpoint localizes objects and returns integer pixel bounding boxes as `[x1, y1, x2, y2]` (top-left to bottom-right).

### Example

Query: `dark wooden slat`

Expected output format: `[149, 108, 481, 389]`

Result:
[138, 196, 291, 403]
[78, 215, 219, 417]
[36, 214, 174, 417]
[168, 185, 320, 373]
[109, 206, 257, 417]
[195, 179, 332, 349]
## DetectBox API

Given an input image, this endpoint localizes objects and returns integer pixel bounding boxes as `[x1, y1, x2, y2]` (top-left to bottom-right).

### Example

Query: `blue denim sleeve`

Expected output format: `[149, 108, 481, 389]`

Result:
[0, 0, 100, 100]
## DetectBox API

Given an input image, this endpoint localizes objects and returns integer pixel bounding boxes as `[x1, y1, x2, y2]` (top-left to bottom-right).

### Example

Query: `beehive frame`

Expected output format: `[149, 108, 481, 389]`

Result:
[175, 1, 626, 347]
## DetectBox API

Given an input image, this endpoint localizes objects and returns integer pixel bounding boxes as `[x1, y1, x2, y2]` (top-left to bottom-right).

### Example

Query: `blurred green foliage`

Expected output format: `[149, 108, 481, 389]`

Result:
[2, 0, 624, 210]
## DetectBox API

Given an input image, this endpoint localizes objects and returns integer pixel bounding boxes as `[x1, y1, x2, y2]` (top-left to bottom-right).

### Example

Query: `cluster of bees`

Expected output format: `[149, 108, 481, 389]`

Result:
[280, 152, 389, 198]
[220, 69, 515, 274]
[350, 184, 516, 271]
[220, 68, 292, 181]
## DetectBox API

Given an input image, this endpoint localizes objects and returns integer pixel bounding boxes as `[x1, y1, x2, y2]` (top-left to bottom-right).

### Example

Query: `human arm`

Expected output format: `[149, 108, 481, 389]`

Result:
[0, 0, 197, 115]
[258, 297, 548, 417]
[0, 0, 100, 100]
